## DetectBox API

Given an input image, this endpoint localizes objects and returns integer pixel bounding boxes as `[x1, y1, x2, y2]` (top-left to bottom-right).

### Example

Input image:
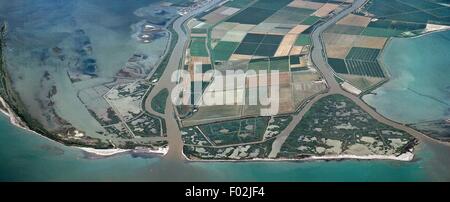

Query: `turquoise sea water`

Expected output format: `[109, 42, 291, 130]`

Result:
[364, 30, 450, 124]
[2, 114, 450, 182]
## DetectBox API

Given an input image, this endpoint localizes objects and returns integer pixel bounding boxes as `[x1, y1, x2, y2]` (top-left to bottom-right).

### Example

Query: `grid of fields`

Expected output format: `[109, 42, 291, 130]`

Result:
[212, 41, 240, 61]
[322, 0, 450, 91]
[364, 0, 450, 25]
[233, 33, 284, 57]
[345, 60, 384, 78]
[346, 47, 380, 61]
[181, 0, 346, 126]
[328, 47, 385, 78]
[210, 0, 349, 62]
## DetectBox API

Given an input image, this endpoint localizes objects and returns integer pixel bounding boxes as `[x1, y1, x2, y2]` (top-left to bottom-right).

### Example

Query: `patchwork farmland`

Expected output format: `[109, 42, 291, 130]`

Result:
[181, 0, 353, 160]
[324, 0, 450, 92]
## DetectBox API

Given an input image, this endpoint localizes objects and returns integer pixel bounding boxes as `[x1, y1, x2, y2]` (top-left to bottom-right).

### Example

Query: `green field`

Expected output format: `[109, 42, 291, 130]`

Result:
[213, 41, 240, 61]
[234, 34, 284, 57]
[327, 24, 365, 35]
[261, 35, 283, 45]
[254, 44, 279, 56]
[367, 20, 426, 31]
[302, 16, 321, 25]
[361, 27, 405, 37]
[364, 0, 450, 25]
[191, 28, 208, 34]
[328, 47, 385, 77]
[234, 42, 259, 55]
[328, 58, 349, 74]
[295, 34, 311, 46]
[223, 0, 255, 8]
[242, 33, 266, 43]
[270, 56, 290, 72]
[190, 37, 209, 57]
[252, 0, 293, 10]
[267, 7, 315, 24]
[226, 7, 277, 25]
[346, 47, 381, 61]
[248, 58, 270, 72]
[345, 60, 384, 77]
[290, 55, 301, 65]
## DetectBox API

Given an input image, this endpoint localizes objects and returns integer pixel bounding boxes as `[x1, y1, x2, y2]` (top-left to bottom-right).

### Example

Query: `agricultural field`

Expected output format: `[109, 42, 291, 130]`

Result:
[324, 0, 450, 92]
[181, 0, 348, 127]
[179, 0, 353, 159]
[363, 0, 450, 25]
[277, 94, 416, 159]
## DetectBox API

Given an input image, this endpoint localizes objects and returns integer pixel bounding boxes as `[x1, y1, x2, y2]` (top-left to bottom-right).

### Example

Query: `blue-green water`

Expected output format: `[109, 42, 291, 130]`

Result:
[2, 114, 450, 181]
[364, 30, 450, 124]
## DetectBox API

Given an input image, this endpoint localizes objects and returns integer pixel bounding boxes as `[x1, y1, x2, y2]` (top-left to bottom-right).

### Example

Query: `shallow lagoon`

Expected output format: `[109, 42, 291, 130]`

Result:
[0, 0, 171, 137]
[364, 30, 450, 124]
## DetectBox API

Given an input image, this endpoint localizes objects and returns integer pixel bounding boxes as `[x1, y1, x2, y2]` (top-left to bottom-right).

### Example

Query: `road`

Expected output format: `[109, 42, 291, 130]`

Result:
[145, 0, 449, 161]
[144, 0, 223, 160]
[269, 0, 449, 158]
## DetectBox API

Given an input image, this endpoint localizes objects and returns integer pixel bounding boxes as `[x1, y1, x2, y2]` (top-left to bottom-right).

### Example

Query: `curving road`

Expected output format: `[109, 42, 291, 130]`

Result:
[269, 0, 449, 158]
[145, 0, 449, 161]
[144, 0, 223, 160]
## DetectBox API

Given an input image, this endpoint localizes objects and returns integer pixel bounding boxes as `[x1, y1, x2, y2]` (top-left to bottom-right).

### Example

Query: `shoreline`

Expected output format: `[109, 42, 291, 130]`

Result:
[77, 146, 169, 157]
[1, 98, 415, 162]
[181, 145, 415, 162]
[1, 96, 169, 158]
[185, 151, 415, 163]
[0, 0, 431, 163]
